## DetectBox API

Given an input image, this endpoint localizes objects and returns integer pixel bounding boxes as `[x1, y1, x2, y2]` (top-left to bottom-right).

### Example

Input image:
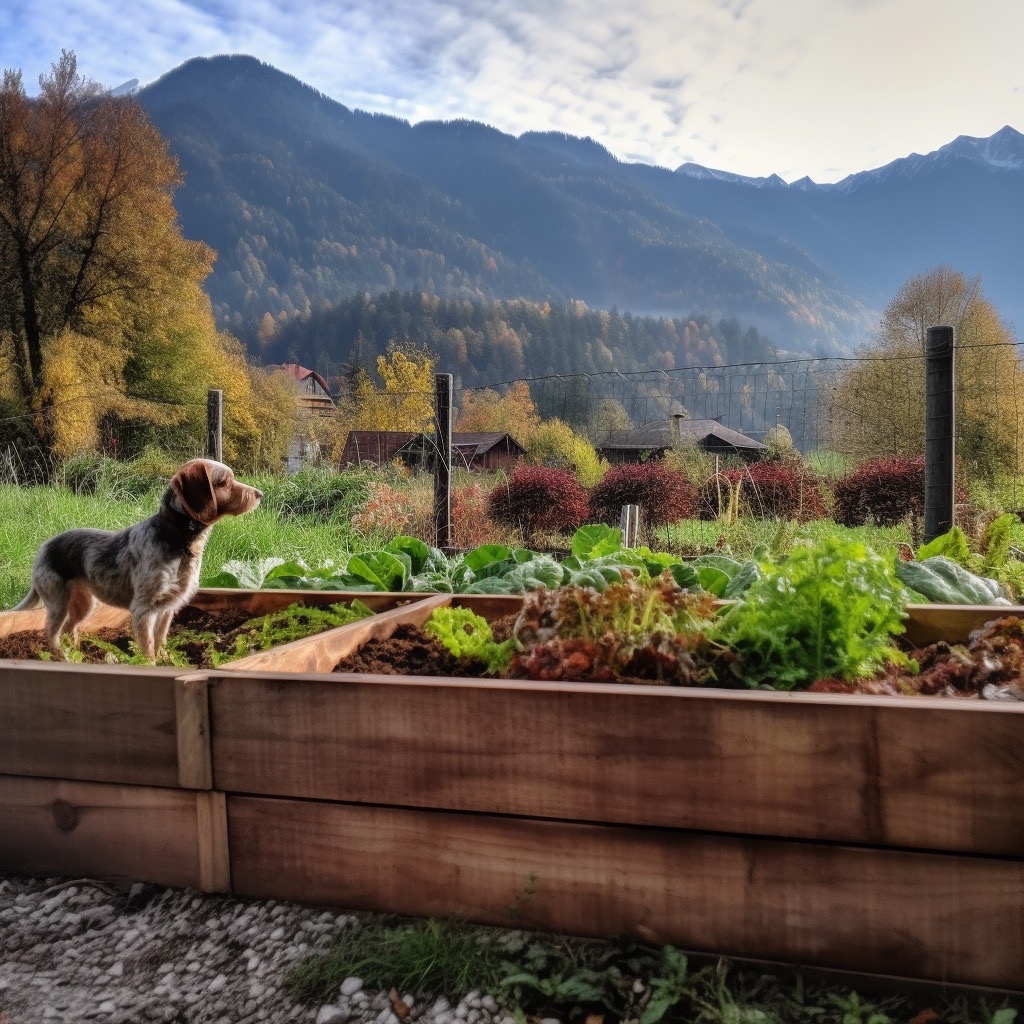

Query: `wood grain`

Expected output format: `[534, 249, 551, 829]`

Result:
[0, 661, 182, 786]
[223, 593, 452, 673]
[902, 603, 1024, 646]
[208, 671, 1024, 857]
[175, 675, 212, 790]
[0, 774, 209, 889]
[227, 795, 1024, 990]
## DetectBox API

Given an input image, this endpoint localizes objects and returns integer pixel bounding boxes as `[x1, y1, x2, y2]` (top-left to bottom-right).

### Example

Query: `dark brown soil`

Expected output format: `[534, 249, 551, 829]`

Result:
[337, 614, 519, 677]
[0, 606, 282, 667]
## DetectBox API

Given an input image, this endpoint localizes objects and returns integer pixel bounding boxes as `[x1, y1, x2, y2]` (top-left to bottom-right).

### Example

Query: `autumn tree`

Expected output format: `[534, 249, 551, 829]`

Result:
[822, 266, 1024, 480]
[0, 52, 221, 464]
[329, 344, 436, 460]
[457, 380, 541, 445]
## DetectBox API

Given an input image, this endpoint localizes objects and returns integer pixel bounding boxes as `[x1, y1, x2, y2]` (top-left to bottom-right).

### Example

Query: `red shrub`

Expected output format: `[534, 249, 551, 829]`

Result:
[697, 462, 827, 521]
[487, 465, 590, 535]
[832, 456, 925, 527]
[589, 461, 696, 527]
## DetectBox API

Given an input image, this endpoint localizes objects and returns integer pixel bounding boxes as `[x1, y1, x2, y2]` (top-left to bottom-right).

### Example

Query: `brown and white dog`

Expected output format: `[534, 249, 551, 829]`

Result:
[15, 459, 262, 660]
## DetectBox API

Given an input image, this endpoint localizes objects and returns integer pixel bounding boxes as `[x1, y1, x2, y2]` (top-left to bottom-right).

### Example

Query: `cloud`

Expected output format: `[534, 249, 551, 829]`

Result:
[2, 0, 1022, 182]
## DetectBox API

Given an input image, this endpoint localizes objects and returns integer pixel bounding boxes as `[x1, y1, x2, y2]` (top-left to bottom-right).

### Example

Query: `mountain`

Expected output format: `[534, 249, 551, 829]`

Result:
[137, 55, 1023, 364]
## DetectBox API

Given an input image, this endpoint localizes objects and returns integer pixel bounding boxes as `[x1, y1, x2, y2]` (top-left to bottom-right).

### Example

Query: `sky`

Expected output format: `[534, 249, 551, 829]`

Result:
[2, 0, 1022, 184]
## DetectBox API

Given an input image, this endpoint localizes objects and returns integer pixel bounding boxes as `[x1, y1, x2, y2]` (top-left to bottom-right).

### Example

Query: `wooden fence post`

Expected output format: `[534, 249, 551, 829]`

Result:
[620, 504, 640, 548]
[924, 326, 955, 544]
[206, 389, 223, 463]
[433, 374, 453, 550]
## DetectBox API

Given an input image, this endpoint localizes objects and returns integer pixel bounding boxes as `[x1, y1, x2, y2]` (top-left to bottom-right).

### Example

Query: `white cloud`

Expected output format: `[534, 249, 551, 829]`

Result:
[2, 0, 1022, 181]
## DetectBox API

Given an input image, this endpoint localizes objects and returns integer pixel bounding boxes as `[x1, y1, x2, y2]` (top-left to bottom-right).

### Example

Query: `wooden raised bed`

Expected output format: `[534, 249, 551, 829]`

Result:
[1, 594, 1022, 990]
[0, 588, 411, 893]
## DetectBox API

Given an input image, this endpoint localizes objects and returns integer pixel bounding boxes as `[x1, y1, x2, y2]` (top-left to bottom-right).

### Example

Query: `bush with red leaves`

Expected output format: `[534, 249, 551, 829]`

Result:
[486, 465, 590, 535]
[832, 456, 925, 527]
[696, 461, 828, 521]
[589, 461, 697, 527]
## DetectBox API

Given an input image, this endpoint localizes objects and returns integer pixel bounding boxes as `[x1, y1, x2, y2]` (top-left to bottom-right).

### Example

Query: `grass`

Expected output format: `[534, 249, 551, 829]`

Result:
[287, 916, 1023, 1024]
[0, 481, 365, 609]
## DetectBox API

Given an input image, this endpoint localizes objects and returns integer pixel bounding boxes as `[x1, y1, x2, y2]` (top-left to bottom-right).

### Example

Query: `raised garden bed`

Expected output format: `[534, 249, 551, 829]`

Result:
[1, 593, 1022, 991]
[0, 588, 410, 668]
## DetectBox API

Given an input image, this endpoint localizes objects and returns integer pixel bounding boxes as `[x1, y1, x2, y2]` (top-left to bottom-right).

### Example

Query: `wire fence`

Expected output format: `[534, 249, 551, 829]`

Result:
[4, 341, 1024, 508]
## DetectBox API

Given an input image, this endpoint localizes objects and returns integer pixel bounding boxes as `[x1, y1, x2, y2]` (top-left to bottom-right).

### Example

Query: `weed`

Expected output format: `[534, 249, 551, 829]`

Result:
[286, 918, 504, 1005]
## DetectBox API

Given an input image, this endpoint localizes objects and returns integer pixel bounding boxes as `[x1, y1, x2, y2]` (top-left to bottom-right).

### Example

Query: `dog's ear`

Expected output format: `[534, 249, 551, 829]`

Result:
[170, 460, 219, 524]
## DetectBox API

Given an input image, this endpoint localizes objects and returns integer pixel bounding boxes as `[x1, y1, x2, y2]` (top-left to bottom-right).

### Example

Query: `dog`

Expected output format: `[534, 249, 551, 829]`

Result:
[15, 459, 262, 660]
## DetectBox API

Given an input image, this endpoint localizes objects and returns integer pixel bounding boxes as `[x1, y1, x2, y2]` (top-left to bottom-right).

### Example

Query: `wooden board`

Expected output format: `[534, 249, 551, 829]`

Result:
[0, 774, 228, 892]
[902, 603, 1024, 646]
[0, 661, 183, 787]
[227, 795, 1024, 991]
[223, 593, 452, 673]
[0, 600, 129, 638]
[207, 671, 1024, 857]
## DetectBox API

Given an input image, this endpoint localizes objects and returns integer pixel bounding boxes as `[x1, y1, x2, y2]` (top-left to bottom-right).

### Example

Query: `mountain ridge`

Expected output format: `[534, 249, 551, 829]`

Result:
[135, 54, 1022, 364]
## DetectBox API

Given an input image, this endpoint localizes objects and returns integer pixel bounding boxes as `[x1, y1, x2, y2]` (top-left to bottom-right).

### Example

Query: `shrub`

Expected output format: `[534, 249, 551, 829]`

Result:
[487, 465, 590, 536]
[832, 456, 925, 527]
[697, 461, 827, 521]
[526, 419, 606, 487]
[589, 461, 696, 527]
[451, 483, 501, 549]
[57, 447, 179, 500]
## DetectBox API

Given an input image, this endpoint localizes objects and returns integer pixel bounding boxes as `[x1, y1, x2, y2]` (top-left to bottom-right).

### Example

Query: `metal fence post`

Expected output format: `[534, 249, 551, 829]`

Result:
[923, 326, 955, 543]
[619, 504, 640, 548]
[206, 389, 223, 462]
[433, 373, 453, 550]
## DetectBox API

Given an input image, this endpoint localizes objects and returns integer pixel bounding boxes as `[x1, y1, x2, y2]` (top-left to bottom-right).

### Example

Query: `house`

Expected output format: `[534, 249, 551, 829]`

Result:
[396, 431, 526, 472]
[340, 430, 525, 471]
[339, 431, 417, 468]
[597, 415, 767, 464]
[276, 363, 335, 417]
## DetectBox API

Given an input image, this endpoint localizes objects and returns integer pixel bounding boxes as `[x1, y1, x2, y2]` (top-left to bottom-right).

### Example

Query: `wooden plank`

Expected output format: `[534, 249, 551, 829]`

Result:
[0, 600, 128, 638]
[223, 593, 453, 673]
[175, 675, 212, 789]
[0, 661, 182, 786]
[188, 588, 417, 616]
[227, 795, 1024, 991]
[196, 790, 231, 892]
[902, 603, 1023, 647]
[208, 674, 1024, 857]
[0, 774, 208, 890]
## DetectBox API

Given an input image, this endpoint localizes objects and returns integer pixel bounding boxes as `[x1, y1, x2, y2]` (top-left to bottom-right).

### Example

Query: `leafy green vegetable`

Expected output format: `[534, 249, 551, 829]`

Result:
[424, 607, 516, 674]
[916, 526, 973, 565]
[716, 536, 911, 690]
[345, 550, 409, 591]
[570, 523, 623, 560]
[895, 556, 1010, 605]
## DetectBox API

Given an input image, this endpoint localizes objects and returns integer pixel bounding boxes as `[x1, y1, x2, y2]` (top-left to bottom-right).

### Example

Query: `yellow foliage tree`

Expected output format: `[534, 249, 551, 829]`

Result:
[330, 345, 436, 460]
[0, 52, 218, 465]
[457, 380, 541, 445]
[822, 265, 1023, 480]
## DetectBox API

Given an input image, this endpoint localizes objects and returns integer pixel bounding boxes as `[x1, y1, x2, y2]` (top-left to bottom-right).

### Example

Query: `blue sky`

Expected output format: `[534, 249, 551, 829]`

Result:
[2, 0, 1021, 183]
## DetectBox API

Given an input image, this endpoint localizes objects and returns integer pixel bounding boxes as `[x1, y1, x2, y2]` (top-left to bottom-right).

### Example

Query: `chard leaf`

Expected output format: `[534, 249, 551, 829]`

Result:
[570, 524, 622, 559]
[345, 551, 409, 592]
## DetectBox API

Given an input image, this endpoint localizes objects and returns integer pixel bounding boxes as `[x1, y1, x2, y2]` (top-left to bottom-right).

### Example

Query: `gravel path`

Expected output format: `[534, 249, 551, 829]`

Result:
[0, 875, 514, 1024]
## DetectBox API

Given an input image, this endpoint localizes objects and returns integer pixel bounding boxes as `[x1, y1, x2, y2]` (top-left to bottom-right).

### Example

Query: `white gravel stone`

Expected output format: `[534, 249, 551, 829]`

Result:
[340, 976, 364, 996]
[0, 874, 518, 1024]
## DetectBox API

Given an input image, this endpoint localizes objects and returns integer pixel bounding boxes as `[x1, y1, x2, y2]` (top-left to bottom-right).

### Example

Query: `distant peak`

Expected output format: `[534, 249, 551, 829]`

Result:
[675, 162, 788, 189]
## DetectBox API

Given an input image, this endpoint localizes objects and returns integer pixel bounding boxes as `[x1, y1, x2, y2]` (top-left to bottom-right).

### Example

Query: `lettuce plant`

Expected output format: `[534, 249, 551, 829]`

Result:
[715, 535, 911, 690]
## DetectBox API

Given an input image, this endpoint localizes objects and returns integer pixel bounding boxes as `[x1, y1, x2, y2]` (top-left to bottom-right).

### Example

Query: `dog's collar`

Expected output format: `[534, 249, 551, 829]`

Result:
[169, 495, 209, 533]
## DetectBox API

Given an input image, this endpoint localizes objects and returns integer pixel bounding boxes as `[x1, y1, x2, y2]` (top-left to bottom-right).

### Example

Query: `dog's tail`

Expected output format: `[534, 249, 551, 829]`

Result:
[13, 586, 42, 611]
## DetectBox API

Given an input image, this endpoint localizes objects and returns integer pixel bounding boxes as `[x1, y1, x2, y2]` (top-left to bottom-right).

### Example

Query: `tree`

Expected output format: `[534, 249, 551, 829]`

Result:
[0, 51, 215, 461]
[329, 344, 435, 459]
[822, 266, 1023, 479]
[457, 380, 541, 444]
